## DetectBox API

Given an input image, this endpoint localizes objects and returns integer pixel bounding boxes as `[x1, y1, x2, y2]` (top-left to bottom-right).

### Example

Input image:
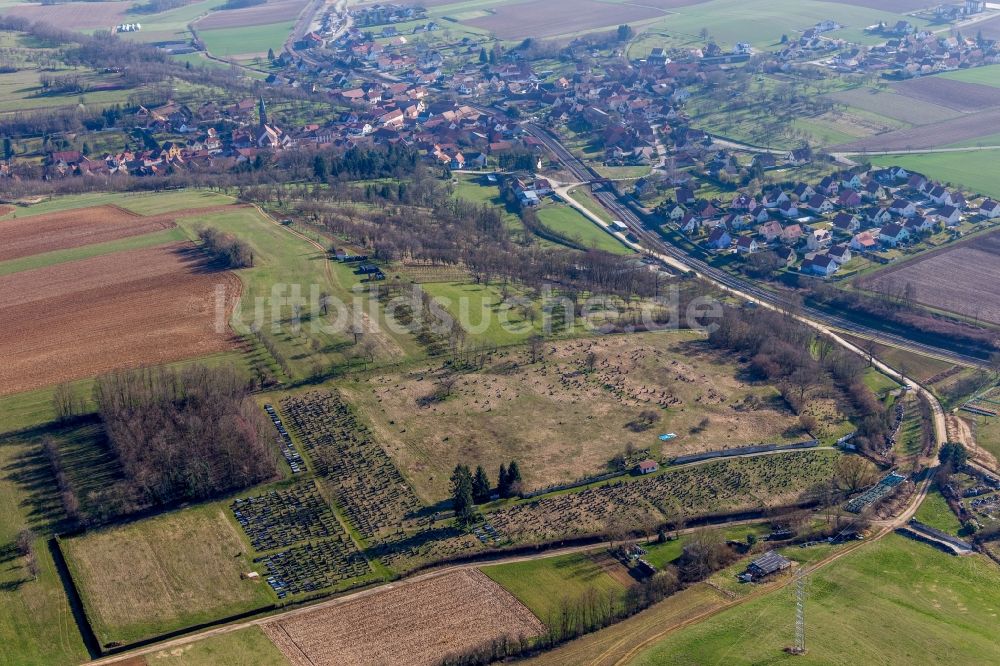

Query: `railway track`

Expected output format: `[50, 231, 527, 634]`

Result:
[522, 122, 989, 370]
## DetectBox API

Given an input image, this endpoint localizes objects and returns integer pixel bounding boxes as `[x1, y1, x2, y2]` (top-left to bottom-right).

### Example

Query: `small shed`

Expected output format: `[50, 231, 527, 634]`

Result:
[637, 459, 659, 475]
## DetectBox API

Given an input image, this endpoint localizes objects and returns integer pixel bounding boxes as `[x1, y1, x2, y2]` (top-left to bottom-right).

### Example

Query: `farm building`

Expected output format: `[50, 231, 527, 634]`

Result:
[743, 551, 792, 581]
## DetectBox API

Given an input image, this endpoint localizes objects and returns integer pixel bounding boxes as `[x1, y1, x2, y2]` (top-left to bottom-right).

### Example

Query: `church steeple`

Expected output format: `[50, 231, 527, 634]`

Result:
[258, 96, 267, 128]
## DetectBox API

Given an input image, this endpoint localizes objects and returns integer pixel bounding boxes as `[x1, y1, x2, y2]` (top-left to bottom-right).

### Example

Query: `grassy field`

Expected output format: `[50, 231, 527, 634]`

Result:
[630, 535, 1000, 665]
[482, 551, 630, 622]
[141, 626, 288, 665]
[525, 583, 729, 666]
[536, 204, 633, 255]
[341, 331, 851, 502]
[870, 152, 1000, 199]
[0, 429, 90, 666]
[62, 505, 274, 647]
[198, 21, 296, 58]
[938, 64, 1000, 88]
[971, 411, 1000, 465]
[914, 488, 963, 536]
[421, 280, 541, 345]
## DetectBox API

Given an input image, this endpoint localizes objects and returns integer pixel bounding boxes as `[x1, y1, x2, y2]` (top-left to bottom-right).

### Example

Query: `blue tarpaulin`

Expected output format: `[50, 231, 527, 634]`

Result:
[658, 433, 677, 441]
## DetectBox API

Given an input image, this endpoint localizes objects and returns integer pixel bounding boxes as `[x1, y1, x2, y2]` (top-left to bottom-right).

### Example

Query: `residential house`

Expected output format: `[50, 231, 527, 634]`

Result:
[778, 200, 800, 219]
[850, 230, 879, 253]
[807, 228, 833, 251]
[781, 224, 804, 245]
[837, 188, 863, 209]
[832, 212, 860, 233]
[827, 244, 852, 264]
[775, 246, 797, 266]
[759, 220, 784, 243]
[934, 205, 961, 226]
[889, 199, 917, 218]
[736, 236, 759, 255]
[980, 199, 1000, 219]
[707, 226, 732, 249]
[879, 222, 910, 247]
[802, 253, 839, 276]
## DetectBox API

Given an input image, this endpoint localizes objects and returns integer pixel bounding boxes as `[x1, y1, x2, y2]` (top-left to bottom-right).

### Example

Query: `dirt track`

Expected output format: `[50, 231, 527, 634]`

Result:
[262, 569, 544, 666]
[0, 243, 239, 395]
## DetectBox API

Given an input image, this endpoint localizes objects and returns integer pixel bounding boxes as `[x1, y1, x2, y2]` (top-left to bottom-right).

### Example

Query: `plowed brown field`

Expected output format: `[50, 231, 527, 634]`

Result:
[0, 203, 246, 261]
[262, 569, 545, 666]
[0, 243, 239, 395]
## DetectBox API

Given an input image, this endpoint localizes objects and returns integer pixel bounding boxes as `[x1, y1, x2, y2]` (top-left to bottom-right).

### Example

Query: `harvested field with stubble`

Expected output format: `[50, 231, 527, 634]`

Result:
[0, 243, 240, 395]
[262, 569, 545, 666]
[858, 230, 1000, 325]
[465, 0, 666, 39]
[0, 204, 173, 261]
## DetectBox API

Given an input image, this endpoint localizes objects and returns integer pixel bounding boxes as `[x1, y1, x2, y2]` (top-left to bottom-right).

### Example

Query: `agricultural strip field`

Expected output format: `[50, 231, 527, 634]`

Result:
[892, 77, 1000, 112]
[870, 152, 1000, 198]
[195, 0, 307, 30]
[342, 332, 849, 503]
[0, 189, 236, 218]
[0, 242, 240, 395]
[482, 551, 632, 622]
[856, 229, 1000, 325]
[826, 87, 961, 126]
[61, 506, 275, 647]
[261, 569, 545, 666]
[628, 535, 1000, 665]
[463, 0, 667, 40]
[0, 205, 175, 261]
[832, 108, 1000, 152]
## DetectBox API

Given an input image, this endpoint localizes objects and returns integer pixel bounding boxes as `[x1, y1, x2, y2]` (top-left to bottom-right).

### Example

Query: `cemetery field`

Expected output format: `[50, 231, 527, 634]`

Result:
[629, 535, 1000, 665]
[61, 505, 275, 647]
[341, 331, 850, 503]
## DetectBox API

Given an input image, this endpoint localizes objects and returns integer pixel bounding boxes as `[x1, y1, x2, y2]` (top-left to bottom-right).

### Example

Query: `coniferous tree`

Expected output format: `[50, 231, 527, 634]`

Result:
[472, 465, 491, 504]
[507, 460, 523, 497]
[450, 464, 475, 525]
[498, 463, 509, 498]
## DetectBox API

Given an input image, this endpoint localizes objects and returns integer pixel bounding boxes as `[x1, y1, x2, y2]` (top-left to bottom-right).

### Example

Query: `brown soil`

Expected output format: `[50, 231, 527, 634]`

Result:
[0, 243, 240, 395]
[0, 1, 129, 30]
[195, 0, 307, 29]
[465, 0, 667, 39]
[0, 204, 244, 262]
[262, 569, 545, 666]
